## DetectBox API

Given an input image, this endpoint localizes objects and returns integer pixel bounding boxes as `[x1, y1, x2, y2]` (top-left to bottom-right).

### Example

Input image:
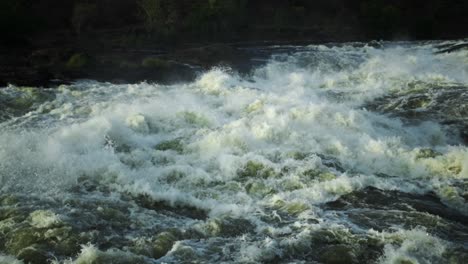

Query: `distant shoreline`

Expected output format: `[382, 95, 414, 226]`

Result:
[2, 0, 467, 87]
[1, 36, 466, 88]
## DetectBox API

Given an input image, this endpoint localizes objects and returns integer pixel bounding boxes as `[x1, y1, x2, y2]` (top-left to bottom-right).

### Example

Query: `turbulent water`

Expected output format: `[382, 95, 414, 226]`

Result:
[1, 40, 468, 264]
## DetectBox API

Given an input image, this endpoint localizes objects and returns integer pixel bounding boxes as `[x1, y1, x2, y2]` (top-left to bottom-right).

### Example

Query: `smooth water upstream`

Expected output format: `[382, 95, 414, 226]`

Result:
[1, 41, 467, 263]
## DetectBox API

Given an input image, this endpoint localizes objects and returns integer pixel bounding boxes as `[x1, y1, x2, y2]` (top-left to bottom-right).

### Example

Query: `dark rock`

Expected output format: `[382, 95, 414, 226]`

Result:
[320, 245, 357, 264]
[366, 85, 468, 145]
[435, 43, 468, 54]
[461, 125, 468, 145]
[135, 194, 208, 220]
[206, 217, 256, 238]
[325, 186, 468, 225]
[16, 245, 49, 264]
[151, 230, 182, 259]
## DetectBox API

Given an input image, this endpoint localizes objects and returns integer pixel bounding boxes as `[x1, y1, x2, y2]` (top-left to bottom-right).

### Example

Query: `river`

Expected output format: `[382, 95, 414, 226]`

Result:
[0, 40, 467, 263]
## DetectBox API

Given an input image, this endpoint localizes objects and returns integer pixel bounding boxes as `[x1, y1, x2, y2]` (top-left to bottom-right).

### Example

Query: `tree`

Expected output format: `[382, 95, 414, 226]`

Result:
[71, 2, 98, 36]
[137, 0, 165, 33]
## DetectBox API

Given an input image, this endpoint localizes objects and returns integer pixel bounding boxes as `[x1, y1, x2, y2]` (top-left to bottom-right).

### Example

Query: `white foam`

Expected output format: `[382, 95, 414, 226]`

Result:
[29, 210, 62, 228]
[0, 255, 24, 264]
[375, 228, 447, 264]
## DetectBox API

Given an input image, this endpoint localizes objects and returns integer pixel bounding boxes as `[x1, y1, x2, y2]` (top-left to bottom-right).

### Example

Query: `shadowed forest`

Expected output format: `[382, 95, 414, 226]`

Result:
[0, 0, 467, 86]
[2, 0, 467, 46]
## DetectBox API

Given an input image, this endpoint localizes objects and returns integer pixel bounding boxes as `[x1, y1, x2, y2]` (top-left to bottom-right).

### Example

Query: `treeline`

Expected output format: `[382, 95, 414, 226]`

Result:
[1, 0, 467, 47]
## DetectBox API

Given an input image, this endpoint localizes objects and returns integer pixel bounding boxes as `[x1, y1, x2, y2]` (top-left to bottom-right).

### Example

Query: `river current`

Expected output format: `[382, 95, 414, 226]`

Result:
[0, 40, 467, 263]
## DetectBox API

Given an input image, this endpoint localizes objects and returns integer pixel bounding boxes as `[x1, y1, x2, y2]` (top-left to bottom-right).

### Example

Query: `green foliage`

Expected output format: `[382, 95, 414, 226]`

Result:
[137, 0, 181, 37]
[186, 0, 248, 38]
[136, 0, 249, 38]
[138, 0, 165, 33]
[2, 0, 467, 48]
[71, 3, 98, 35]
[66, 53, 89, 69]
[141, 57, 169, 68]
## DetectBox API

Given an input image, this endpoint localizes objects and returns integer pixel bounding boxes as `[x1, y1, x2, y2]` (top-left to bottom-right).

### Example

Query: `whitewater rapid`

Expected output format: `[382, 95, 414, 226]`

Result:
[1, 40, 467, 263]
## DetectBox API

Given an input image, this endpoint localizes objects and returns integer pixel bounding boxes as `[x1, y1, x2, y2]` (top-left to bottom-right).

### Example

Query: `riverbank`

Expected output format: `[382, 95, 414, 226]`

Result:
[3, 37, 467, 88]
[0, 33, 363, 88]
[0, 38, 467, 87]
[2, 0, 467, 87]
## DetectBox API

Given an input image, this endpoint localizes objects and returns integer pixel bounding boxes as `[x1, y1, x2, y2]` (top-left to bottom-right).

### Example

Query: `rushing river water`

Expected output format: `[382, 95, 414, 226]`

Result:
[0, 40, 467, 264]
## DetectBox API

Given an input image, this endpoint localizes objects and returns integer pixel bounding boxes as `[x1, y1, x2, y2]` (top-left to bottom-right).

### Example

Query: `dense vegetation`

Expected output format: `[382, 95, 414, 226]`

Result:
[0, 0, 466, 86]
[1, 0, 467, 47]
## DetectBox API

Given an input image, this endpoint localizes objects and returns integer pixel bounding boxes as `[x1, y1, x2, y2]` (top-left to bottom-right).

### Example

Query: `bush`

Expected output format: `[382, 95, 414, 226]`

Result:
[71, 3, 97, 36]
[141, 57, 169, 68]
[186, 0, 248, 38]
[138, 0, 165, 32]
[66, 53, 89, 69]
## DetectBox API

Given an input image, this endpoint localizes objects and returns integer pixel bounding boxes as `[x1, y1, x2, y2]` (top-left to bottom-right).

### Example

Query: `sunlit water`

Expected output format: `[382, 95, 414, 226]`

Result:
[1, 40, 467, 263]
